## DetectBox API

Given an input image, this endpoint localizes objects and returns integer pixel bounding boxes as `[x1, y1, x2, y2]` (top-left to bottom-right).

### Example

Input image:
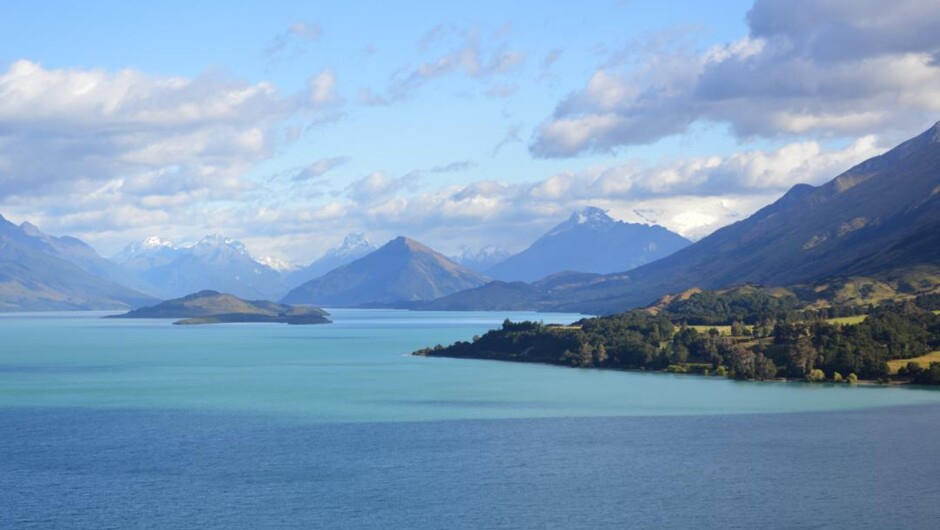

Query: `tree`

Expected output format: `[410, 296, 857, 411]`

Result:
[594, 343, 608, 365]
[805, 368, 826, 382]
[754, 353, 777, 380]
[785, 338, 818, 378]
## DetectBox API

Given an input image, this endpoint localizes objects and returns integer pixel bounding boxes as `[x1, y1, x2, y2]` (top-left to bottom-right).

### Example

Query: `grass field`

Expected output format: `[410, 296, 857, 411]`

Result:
[689, 325, 732, 335]
[888, 351, 940, 374]
[826, 315, 868, 325]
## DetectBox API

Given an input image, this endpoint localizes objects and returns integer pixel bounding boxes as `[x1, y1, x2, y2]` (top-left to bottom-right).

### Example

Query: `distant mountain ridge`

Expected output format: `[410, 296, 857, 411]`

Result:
[451, 245, 511, 273]
[0, 215, 156, 311]
[282, 236, 488, 307]
[285, 233, 377, 289]
[485, 207, 690, 282]
[114, 234, 286, 300]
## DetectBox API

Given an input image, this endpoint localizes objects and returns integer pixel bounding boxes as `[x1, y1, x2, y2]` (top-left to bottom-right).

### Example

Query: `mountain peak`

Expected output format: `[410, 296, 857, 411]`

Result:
[113, 235, 178, 263]
[546, 206, 616, 237]
[257, 256, 297, 273]
[486, 206, 691, 282]
[19, 221, 43, 237]
[570, 206, 614, 226]
[332, 232, 374, 257]
[282, 235, 487, 306]
[390, 236, 428, 252]
[142, 236, 177, 249]
[193, 234, 248, 254]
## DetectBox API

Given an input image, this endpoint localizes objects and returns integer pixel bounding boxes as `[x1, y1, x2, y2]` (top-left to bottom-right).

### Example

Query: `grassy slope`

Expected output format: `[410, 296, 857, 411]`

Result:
[888, 352, 940, 374]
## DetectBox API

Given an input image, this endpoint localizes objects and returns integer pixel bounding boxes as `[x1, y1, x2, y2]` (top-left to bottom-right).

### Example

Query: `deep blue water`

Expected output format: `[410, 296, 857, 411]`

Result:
[3, 406, 940, 529]
[2, 309, 940, 528]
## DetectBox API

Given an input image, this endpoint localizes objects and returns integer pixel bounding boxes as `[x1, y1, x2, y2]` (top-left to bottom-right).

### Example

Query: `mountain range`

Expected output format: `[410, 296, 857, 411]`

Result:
[484, 207, 690, 282]
[114, 235, 286, 300]
[282, 236, 488, 307]
[428, 122, 940, 314]
[2, 122, 938, 313]
[0, 215, 155, 311]
[451, 245, 512, 273]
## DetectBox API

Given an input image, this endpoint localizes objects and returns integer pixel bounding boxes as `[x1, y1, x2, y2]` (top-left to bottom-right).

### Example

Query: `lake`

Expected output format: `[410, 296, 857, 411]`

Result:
[2, 309, 940, 528]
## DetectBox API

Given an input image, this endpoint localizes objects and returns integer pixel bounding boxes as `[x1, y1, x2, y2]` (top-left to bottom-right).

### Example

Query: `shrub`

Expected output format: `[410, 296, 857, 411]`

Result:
[805, 369, 826, 382]
[847, 373, 858, 384]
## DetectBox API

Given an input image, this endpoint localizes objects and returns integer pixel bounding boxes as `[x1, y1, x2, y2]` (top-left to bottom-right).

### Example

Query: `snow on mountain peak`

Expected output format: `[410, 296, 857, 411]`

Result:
[332, 233, 375, 257]
[257, 256, 298, 273]
[194, 234, 248, 254]
[142, 236, 177, 249]
[571, 206, 613, 225]
[546, 207, 616, 237]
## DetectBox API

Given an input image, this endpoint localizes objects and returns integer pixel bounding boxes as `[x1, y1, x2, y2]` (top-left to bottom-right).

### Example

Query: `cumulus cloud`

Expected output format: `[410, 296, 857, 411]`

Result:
[236, 135, 883, 259]
[344, 171, 422, 203]
[0, 60, 296, 200]
[0, 60, 329, 254]
[531, 0, 940, 157]
[106, 130, 885, 263]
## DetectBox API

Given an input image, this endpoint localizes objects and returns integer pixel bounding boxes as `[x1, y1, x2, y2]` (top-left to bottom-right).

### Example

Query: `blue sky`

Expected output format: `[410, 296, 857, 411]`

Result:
[1, 0, 938, 263]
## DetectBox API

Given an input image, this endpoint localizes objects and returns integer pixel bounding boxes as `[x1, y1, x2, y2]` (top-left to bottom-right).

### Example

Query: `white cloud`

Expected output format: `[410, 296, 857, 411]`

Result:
[307, 70, 341, 105]
[531, 0, 940, 157]
[236, 136, 883, 258]
[345, 171, 422, 203]
[0, 60, 295, 200]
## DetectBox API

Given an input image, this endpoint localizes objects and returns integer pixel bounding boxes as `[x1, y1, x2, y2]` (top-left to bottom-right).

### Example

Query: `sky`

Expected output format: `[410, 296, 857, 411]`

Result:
[1, 0, 939, 264]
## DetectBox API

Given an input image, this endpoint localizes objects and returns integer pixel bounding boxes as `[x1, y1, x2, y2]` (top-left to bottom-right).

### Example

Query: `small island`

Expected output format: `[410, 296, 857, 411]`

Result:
[109, 290, 331, 325]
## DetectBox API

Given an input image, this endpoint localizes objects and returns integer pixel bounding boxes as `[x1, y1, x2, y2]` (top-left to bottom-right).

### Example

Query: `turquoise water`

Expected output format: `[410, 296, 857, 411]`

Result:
[2, 308, 940, 421]
[3, 310, 940, 528]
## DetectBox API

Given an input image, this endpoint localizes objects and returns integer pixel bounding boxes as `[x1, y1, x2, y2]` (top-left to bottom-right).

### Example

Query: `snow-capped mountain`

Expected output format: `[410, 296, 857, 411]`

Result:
[286, 233, 377, 289]
[114, 234, 286, 300]
[257, 256, 299, 273]
[485, 206, 691, 282]
[451, 245, 509, 274]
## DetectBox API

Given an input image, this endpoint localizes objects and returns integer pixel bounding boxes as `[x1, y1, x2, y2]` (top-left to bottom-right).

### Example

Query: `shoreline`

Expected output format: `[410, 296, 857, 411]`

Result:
[415, 350, 926, 388]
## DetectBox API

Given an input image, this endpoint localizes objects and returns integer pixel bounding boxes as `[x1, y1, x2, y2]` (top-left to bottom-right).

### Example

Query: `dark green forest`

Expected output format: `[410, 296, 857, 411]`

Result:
[415, 289, 940, 384]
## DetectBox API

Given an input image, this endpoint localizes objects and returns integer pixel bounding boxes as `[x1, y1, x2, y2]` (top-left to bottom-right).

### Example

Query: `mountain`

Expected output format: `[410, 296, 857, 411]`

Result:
[431, 122, 940, 315]
[484, 207, 690, 282]
[111, 290, 330, 325]
[114, 234, 286, 300]
[0, 215, 157, 311]
[281, 236, 489, 307]
[451, 245, 511, 273]
[257, 256, 299, 274]
[285, 233, 377, 289]
[13, 221, 157, 295]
